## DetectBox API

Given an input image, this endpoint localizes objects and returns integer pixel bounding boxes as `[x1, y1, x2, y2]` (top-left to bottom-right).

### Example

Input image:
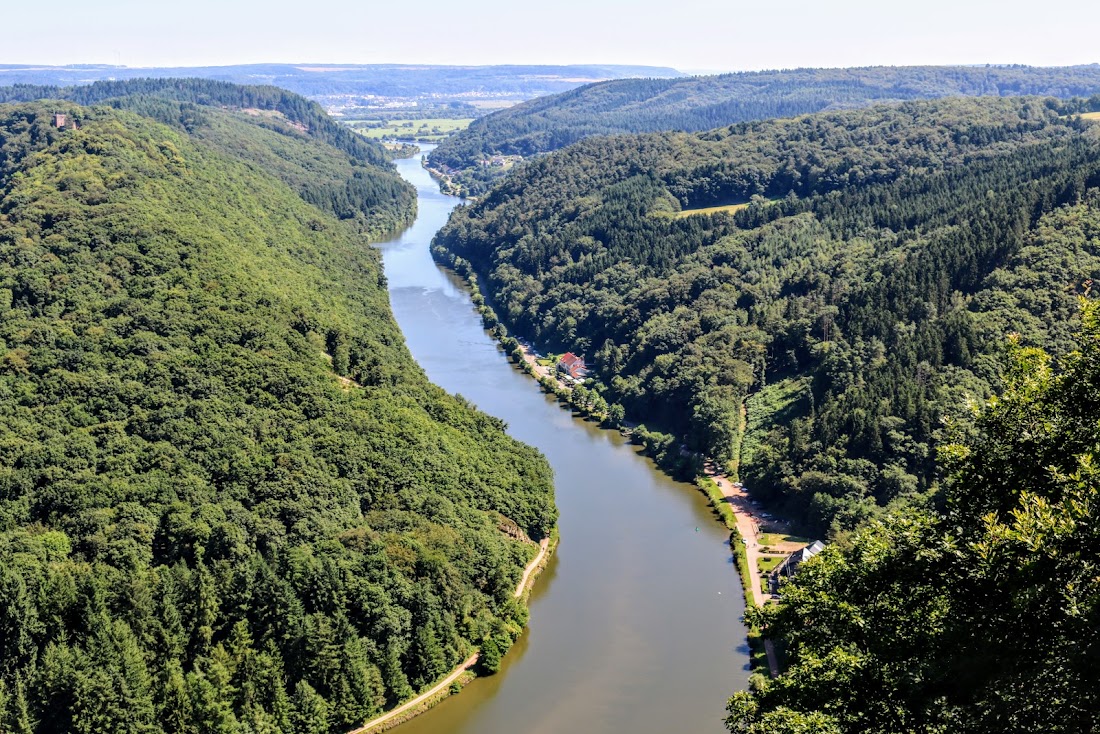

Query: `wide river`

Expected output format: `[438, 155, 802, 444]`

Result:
[376, 148, 750, 734]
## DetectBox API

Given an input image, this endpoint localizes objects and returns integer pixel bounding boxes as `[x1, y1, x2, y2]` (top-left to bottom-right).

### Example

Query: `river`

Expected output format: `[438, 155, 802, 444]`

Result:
[375, 148, 750, 734]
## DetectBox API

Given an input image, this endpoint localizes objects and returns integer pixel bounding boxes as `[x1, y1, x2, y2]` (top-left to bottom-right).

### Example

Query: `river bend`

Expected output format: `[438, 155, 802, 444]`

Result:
[375, 148, 751, 734]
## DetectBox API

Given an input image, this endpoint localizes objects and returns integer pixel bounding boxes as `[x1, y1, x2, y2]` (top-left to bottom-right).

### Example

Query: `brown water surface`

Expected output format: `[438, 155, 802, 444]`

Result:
[376, 148, 751, 734]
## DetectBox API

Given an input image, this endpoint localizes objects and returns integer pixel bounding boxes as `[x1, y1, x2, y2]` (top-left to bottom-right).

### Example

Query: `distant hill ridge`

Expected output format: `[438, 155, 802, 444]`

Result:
[429, 63, 1100, 196]
[0, 63, 684, 98]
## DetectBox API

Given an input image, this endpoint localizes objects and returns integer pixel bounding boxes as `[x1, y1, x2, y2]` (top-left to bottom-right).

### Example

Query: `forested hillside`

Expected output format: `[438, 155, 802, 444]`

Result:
[0, 101, 555, 732]
[726, 303, 1100, 734]
[434, 96, 1100, 534]
[0, 78, 416, 238]
[430, 65, 1100, 195]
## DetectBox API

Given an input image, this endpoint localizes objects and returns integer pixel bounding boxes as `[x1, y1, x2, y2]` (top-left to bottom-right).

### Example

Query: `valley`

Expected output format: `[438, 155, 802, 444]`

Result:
[368, 149, 752, 734]
[0, 40, 1097, 733]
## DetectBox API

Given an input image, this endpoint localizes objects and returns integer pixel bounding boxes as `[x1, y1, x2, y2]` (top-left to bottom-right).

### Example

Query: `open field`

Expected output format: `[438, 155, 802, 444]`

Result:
[759, 533, 812, 547]
[351, 117, 474, 141]
[1081, 111, 1100, 120]
[742, 377, 811, 468]
[673, 202, 750, 218]
[758, 556, 785, 574]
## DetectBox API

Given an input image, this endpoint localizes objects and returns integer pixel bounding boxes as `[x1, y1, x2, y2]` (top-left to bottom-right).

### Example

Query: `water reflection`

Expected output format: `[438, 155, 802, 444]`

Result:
[375, 148, 750, 734]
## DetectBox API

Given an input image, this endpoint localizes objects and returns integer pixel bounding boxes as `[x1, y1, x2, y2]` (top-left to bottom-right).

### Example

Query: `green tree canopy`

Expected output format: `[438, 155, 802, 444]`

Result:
[728, 302, 1100, 733]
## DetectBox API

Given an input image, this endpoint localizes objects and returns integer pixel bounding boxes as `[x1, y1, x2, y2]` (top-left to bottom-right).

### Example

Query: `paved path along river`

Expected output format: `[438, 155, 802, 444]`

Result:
[375, 147, 751, 734]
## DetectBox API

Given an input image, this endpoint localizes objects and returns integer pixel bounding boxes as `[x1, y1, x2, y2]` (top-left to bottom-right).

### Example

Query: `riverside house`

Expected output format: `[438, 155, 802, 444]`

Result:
[769, 540, 825, 593]
[557, 352, 589, 380]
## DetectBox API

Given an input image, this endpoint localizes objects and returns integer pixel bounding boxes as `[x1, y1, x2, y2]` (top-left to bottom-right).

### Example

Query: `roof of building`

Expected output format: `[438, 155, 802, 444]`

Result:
[559, 352, 584, 367]
[772, 539, 827, 584]
[798, 540, 825, 563]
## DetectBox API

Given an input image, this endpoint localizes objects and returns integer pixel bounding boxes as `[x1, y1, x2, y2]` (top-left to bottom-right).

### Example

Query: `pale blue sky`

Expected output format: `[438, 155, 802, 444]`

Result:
[7, 0, 1099, 71]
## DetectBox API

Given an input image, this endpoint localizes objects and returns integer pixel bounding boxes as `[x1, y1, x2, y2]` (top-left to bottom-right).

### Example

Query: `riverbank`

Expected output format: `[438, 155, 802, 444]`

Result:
[422, 160, 471, 199]
[521, 352, 783, 678]
[349, 537, 554, 734]
[430, 244, 787, 678]
[382, 149, 751, 732]
[697, 466, 811, 678]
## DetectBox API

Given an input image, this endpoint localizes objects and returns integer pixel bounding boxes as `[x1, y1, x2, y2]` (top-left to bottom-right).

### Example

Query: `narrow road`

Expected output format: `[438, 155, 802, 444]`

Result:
[705, 467, 781, 678]
[349, 538, 550, 734]
[348, 654, 480, 734]
[515, 538, 550, 597]
[520, 347, 568, 390]
[706, 471, 767, 605]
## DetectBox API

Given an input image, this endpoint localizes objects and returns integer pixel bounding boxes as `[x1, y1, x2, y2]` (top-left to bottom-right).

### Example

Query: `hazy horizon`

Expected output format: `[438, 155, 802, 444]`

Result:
[4, 60, 1098, 78]
[4, 0, 1097, 71]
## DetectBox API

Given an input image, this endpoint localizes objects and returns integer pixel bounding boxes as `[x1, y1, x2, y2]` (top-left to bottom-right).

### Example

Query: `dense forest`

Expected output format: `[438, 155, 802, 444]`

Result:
[430, 65, 1100, 195]
[434, 96, 1100, 535]
[727, 303, 1099, 733]
[0, 78, 416, 238]
[0, 99, 555, 733]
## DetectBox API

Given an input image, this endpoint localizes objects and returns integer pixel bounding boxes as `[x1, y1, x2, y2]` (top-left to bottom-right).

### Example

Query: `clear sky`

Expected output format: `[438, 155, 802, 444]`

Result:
[6, 0, 1099, 71]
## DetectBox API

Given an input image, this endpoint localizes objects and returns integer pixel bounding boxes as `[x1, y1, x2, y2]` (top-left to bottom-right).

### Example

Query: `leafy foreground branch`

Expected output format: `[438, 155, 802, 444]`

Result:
[727, 302, 1100, 734]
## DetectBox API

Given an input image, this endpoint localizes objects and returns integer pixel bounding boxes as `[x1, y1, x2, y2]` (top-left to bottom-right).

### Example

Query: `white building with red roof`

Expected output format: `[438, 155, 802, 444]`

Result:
[557, 352, 589, 380]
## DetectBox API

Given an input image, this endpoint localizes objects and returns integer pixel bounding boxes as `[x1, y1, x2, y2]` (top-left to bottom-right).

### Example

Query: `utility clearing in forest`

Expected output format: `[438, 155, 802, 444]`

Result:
[673, 202, 751, 217]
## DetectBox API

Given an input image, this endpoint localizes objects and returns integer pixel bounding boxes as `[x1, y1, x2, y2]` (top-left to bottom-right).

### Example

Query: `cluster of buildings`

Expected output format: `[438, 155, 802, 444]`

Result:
[478, 154, 521, 168]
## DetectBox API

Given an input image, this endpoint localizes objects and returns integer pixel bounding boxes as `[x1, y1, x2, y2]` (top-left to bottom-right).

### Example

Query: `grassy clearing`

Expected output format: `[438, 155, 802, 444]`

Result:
[759, 533, 812, 547]
[757, 556, 784, 574]
[673, 202, 751, 218]
[729, 401, 747, 480]
[1081, 111, 1100, 121]
[351, 118, 474, 141]
[533, 351, 559, 368]
[741, 377, 811, 468]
